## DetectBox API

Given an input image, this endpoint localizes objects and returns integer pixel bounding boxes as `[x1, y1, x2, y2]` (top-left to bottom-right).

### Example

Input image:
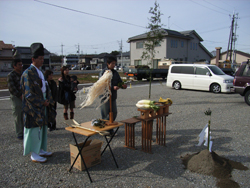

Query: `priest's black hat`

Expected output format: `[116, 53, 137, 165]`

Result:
[30, 43, 44, 58]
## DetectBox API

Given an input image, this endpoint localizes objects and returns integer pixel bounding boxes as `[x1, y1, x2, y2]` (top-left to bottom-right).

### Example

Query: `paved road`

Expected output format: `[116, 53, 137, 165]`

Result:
[1, 82, 249, 187]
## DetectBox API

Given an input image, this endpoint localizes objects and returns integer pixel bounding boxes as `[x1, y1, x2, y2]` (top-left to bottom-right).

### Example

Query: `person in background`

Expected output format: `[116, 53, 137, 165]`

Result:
[58, 66, 77, 120]
[21, 43, 54, 163]
[99, 56, 127, 136]
[44, 70, 57, 131]
[7, 50, 24, 140]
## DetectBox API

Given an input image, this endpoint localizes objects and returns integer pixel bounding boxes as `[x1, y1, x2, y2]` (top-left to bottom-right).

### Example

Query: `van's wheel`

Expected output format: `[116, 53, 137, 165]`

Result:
[173, 81, 181, 90]
[244, 90, 250, 106]
[211, 83, 221, 93]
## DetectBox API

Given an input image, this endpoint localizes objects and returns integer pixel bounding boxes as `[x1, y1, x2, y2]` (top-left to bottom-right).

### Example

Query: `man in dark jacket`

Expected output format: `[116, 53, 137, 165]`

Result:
[99, 56, 127, 135]
[7, 51, 24, 139]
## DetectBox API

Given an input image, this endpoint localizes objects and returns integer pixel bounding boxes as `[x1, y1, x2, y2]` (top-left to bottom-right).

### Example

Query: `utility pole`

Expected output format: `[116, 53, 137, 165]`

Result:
[168, 16, 171, 29]
[75, 43, 80, 66]
[61, 43, 64, 56]
[118, 39, 123, 69]
[61, 43, 65, 66]
[226, 12, 238, 67]
[232, 13, 238, 67]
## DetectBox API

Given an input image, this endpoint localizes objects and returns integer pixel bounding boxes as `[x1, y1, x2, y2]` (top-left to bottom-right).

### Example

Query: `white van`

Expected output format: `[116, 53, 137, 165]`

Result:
[166, 64, 234, 93]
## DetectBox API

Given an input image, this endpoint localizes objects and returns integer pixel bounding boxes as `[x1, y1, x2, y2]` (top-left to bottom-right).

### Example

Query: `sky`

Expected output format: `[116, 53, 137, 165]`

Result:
[1, 0, 250, 56]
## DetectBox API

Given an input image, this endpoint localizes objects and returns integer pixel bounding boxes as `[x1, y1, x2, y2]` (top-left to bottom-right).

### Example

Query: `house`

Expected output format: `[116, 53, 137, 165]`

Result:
[63, 54, 79, 69]
[211, 47, 250, 68]
[90, 53, 114, 70]
[0, 41, 14, 72]
[79, 54, 94, 69]
[116, 51, 130, 68]
[15, 46, 50, 71]
[50, 53, 63, 71]
[127, 29, 213, 68]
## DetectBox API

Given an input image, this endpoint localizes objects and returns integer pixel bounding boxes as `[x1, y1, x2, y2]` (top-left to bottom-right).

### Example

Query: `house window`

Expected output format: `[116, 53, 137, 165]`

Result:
[190, 42, 192, 50]
[134, 60, 142, 66]
[153, 59, 160, 69]
[171, 40, 178, 48]
[136, 42, 143, 49]
[181, 41, 184, 47]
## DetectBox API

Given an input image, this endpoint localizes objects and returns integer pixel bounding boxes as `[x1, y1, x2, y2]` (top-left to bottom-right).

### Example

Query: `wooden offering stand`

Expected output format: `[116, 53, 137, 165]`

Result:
[136, 103, 171, 153]
[121, 117, 140, 150]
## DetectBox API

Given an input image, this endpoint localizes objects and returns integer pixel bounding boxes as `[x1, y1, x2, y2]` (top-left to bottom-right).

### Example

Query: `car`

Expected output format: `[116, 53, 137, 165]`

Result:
[72, 65, 79, 70]
[233, 60, 250, 105]
[166, 64, 234, 93]
[220, 68, 235, 76]
[119, 66, 125, 70]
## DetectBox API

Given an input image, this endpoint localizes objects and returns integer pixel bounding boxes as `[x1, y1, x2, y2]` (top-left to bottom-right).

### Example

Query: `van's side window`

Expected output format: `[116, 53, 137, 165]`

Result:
[242, 65, 250, 77]
[196, 67, 209, 75]
[171, 66, 194, 74]
[171, 66, 181, 73]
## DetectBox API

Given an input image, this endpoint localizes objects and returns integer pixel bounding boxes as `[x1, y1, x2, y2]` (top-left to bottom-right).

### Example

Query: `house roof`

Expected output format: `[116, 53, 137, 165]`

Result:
[127, 28, 195, 42]
[180, 30, 203, 41]
[0, 41, 14, 50]
[117, 51, 130, 57]
[94, 53, 114, 58]
[15, 46, 50, 54]
[199, 43, 213, 58]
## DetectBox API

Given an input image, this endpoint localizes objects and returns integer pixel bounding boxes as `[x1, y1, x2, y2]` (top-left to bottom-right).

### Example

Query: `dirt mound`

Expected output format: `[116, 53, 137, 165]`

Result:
[181, 149, 248, 188]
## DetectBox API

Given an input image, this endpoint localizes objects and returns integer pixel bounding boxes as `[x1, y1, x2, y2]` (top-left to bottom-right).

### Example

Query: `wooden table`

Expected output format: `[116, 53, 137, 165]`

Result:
[120, 117, 141, 150]
[136, 112, 171, 153]
[65, 121, 124, 183]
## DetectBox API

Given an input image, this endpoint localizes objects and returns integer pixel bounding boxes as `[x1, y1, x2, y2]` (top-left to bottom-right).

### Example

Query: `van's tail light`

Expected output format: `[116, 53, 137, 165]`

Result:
[233, 78, 236, 85]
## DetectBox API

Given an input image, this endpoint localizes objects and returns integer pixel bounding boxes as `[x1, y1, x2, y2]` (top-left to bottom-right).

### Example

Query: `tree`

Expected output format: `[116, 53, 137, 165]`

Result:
[110, 50, 120, 56]
[141, 0, 165, 99]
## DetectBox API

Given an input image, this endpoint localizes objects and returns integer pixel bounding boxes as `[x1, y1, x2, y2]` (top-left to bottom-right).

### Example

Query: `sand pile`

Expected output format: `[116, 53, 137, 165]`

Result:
[181, 149, 248, 188]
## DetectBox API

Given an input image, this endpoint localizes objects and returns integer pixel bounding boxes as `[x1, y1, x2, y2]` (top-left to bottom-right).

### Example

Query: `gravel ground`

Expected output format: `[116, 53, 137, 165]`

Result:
[0, 83, 249, 188]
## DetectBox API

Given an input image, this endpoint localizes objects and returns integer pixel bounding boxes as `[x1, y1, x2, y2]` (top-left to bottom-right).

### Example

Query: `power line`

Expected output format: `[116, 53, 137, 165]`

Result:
[203, 0, 231, 14]
[189, 0, 229, 15]
[34, 0, 146, 29]
[199, 26, 229, 34]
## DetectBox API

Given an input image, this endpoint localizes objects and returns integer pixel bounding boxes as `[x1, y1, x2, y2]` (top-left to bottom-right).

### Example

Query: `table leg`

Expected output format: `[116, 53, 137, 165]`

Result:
[101, 127, 119, 168]
[124, 123, 136, 150]
[141, 120, 153, 153]
[69, 133, 92, 183]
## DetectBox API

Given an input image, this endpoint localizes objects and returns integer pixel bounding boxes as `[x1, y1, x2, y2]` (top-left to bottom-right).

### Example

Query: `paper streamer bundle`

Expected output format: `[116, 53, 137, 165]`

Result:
[79, 70, 112, 109]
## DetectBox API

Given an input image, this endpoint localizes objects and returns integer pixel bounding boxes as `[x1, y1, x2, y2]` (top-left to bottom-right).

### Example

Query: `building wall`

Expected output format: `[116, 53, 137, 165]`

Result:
[0, 49, 14, 71]
[166, 37, 188, 61]
[211, 52, 250, 66]
[129, 33, 211, 67]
